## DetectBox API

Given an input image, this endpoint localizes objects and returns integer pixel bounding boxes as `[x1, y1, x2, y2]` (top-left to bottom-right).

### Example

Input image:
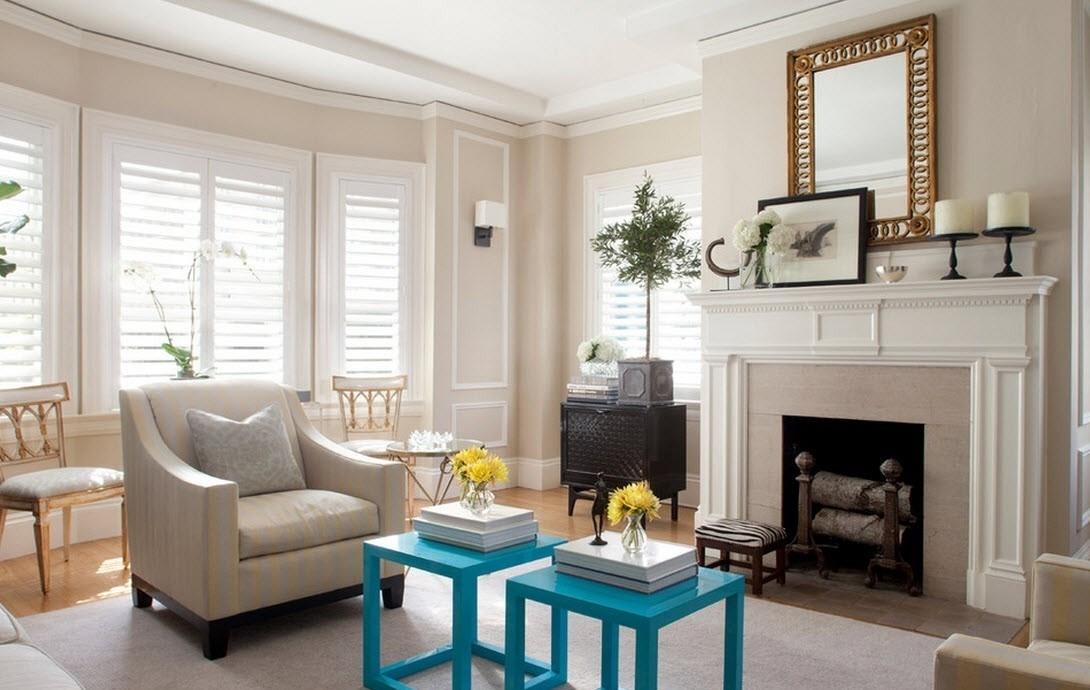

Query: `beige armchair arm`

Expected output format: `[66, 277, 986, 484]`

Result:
[119, 389, 240, 621]
[283, 389, 406, 539]
[1031, 554, 1090, 646]
[935, 634, 1090, 690]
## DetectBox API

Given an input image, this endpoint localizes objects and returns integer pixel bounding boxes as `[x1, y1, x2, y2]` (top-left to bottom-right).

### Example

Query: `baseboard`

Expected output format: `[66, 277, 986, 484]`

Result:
[678, 473, 700, 509]
[517, 457, 561, 491]
[0, 498, 123, 561]
[1074, 539, 1090, 560]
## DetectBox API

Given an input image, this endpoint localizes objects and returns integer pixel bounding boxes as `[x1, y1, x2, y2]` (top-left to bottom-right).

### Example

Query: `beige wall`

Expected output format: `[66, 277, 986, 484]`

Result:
[702, 0, 1077, 552]
[563, 112, 703, 502]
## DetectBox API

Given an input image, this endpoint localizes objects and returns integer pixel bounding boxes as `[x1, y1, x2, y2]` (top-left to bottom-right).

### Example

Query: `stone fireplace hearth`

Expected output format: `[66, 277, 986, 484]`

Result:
[690, 276, 1056, 617]
[750, 364, 962, 600]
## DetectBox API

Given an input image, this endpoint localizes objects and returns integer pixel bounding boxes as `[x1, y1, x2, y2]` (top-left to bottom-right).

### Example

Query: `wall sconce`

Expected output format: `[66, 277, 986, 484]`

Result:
[474, 200, 507, 247]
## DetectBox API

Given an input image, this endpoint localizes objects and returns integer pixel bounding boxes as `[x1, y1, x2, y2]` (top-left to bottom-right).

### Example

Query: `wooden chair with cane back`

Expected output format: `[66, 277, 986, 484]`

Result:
[0, 382, 126, 594]
[332, 374, 408, 458]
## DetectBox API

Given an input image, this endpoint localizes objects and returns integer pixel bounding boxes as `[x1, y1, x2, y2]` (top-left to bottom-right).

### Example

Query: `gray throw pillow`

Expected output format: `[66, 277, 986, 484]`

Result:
[185, 404, 305, 497]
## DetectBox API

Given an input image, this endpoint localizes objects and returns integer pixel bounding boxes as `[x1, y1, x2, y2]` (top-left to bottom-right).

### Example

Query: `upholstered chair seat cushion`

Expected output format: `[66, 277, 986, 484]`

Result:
[695, 518, 789, 548]
[0, 467, 124, 501]
[342, 438, 394, 457]
[236, 489, 380, 560]
[185, 404, 305, 497]
[1028, 640, 1090, 665]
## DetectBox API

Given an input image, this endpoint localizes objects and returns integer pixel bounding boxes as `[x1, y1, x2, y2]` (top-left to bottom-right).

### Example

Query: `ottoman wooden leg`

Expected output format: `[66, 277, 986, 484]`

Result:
[776, 544, 787, 586]
[696, 540, 707, 567]
[751, 550, 764, 596]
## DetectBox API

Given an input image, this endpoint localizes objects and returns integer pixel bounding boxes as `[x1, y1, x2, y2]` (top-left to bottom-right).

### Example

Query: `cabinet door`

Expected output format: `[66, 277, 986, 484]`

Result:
[563, 406, 647, 487]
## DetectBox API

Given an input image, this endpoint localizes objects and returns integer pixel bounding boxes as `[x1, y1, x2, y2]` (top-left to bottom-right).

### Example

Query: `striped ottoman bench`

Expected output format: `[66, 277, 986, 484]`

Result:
[695, 518, 788, 596]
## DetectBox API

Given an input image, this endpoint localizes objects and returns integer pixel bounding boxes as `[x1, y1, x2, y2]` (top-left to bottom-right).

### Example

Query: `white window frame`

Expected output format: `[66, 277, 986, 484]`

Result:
[0, 83, 78, 400]
[82, 110, 312, 412]
[314, 153, 425, 404]
[583, 156, 702, 401]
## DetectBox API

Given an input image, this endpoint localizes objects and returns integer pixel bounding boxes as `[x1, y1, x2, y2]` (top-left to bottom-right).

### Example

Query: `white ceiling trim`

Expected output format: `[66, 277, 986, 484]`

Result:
[697, 0, 918, 57]
[163, 0, 545, 118]
[0, 2, 707, 141]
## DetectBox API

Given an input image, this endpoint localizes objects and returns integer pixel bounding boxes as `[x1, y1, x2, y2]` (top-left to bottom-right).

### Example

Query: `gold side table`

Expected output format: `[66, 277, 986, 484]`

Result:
[385, 439, 484, 519]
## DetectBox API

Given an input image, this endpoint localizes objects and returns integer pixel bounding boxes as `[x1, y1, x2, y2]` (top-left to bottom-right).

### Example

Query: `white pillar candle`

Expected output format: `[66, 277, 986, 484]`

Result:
[934, 198, 974, 235]
[986, 191, 1030, 229]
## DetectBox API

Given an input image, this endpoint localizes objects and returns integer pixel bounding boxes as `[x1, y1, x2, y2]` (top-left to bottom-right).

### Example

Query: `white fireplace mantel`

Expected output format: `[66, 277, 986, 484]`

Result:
[689, 276, 1057, 617]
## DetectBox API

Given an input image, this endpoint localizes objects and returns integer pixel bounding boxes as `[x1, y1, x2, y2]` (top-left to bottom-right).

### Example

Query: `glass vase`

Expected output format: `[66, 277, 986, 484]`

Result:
[579, 360, 618, 379]
[459, 481, 495, 516]
[620, 514, 648, 554]
[741, 249, 773, 289]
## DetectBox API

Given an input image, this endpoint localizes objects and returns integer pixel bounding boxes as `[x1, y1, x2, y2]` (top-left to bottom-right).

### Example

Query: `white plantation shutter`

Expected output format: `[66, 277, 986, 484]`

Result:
[595, 174, 702, 395]
[0, 117, 45, 387]
[117, 150, 204, 388]
[115, 145, 292, 388]
[212, 165, 287, 380]
[342, 180, 404, 376]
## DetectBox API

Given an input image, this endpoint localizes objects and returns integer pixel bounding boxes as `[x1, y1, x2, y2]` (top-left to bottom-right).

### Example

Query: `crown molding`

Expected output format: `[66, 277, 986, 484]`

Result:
[564, 95, 701, 138]
[0, 1, 702, 140]
[697, 0, 918, 58]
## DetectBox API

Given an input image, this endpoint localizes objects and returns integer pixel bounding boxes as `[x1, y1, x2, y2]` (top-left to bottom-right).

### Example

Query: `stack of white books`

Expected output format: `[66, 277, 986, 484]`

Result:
[554, 534, 698, 594]
[413, 503, 538, 552]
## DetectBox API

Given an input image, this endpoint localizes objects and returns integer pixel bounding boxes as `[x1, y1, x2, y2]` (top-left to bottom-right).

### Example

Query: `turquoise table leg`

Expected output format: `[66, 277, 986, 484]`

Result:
[504, 588, 526, 690]
[600, 621, 619, 690]
[362, 549, 382, 688]
[452, 573, 477, 690]
[550, 606, 568, 685]
[724, 591, 744, 690]
[634, 624, 659, 690]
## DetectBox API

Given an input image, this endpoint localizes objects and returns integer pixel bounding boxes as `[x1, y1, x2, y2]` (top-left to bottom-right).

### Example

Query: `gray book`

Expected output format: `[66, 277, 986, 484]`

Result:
[554, 534, 697, 583]
[415, 529, 537, 552]
[556, 562, 699, 593]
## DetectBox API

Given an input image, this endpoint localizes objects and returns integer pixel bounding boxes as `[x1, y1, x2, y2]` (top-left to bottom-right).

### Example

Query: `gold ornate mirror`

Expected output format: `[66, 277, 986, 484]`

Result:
[788, 15, 935, 245]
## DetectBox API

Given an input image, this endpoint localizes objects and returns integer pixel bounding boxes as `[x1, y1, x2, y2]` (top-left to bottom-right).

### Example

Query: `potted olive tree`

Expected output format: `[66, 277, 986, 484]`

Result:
[0, 181, 29, 277]
[590, 174, 700, 405]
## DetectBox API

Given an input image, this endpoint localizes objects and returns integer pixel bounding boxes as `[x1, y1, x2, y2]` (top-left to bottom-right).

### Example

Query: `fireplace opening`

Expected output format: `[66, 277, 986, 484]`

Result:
[781, 415, 925, 588]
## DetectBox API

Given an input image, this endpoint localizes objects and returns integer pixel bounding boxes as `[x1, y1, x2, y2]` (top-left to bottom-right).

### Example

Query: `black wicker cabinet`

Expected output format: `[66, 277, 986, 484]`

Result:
[560, 401, 687, 521]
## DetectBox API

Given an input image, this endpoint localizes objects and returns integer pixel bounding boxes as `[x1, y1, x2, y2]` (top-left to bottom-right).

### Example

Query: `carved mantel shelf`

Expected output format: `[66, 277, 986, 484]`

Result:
[688, 275, 1057, 618]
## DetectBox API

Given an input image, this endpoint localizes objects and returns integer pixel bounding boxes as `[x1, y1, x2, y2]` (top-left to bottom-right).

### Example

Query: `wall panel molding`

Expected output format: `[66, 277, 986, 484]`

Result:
[450, 400, 509, 449]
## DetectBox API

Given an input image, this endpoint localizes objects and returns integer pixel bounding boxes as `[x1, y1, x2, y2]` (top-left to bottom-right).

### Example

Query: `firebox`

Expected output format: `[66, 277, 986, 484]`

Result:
[781, 415, 925, 588]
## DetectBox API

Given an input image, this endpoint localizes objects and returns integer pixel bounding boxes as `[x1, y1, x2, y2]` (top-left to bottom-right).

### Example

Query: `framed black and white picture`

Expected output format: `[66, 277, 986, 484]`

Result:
[757, 187, 868, 287]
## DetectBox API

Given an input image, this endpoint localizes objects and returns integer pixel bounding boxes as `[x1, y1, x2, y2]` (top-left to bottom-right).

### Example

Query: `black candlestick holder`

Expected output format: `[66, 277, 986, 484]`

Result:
[981, 226, 1035, 277]
[928, 232, 978, 280]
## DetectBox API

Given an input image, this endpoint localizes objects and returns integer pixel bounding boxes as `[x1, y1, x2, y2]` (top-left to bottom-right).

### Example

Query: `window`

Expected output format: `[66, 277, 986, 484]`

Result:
[0, 87, 77, 392]
[84, 111, 310, 411]
[586, 158, 702, 399]
[315, 154, 423, 403]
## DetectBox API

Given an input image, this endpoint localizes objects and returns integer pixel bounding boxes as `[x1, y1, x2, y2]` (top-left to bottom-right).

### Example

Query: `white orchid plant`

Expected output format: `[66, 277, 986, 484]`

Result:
[732, 209, 792, 287]
[577, 335, 624, 364]
[123, 239, 255, 378]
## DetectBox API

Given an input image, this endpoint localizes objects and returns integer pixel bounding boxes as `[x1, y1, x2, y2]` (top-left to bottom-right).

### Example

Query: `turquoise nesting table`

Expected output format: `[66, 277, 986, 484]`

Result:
[362, 531, 567, 690]
[504, 565, 745, 690]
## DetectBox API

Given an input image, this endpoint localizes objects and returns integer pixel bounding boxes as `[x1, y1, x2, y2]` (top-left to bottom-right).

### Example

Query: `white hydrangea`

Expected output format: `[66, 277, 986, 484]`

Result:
[199, 238, 218, 262]
[578, 335, 624, 363]
[732, 219, 762, 252]
[766, 224, 794, 256]
[753, 209, 782, 228]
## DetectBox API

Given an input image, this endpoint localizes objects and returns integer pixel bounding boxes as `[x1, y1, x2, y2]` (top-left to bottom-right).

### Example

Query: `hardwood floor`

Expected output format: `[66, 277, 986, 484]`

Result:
[0, 486, 1025, 645]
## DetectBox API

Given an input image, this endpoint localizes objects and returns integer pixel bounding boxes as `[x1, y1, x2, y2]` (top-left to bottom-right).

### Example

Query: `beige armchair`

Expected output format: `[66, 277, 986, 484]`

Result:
[119, 380, 406, 659]
[934, 554, 1090, 689]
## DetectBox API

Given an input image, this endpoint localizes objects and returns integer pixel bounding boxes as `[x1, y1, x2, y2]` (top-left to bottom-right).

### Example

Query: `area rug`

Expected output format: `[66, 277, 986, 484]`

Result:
[22, 559, 940, 689]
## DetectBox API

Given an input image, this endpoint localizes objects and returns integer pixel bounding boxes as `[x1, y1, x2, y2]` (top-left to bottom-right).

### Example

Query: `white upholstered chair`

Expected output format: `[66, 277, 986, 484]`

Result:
[934, 554, 1090, 689]
[332, 374, 407, 457]
[0, 382, 126, 594]
[119, 379, 406, 659]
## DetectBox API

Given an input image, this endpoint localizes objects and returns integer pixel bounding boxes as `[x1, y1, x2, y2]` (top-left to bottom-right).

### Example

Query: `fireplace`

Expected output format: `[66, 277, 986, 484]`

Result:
[781, 415, 925, 589]
[690, 276, 1056, 617]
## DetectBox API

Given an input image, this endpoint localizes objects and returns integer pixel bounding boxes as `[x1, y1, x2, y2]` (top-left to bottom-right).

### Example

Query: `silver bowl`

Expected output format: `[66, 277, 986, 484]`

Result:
[875, 265, 907, 283]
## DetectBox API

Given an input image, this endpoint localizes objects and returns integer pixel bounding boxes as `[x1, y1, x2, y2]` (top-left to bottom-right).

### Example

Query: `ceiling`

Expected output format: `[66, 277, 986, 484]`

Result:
[13, 0, 909, 126]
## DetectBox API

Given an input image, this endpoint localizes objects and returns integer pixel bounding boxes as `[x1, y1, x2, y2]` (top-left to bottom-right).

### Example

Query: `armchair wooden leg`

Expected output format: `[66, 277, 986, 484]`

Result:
[120, 498, 129, 566]
[202, 620, 230, 660]
[381, 573, 405, 609]
[0, 508, 7, 550]
[131, 577, 152, 608]
[32, 503, 50, 594]
[62, 507, 72, 563]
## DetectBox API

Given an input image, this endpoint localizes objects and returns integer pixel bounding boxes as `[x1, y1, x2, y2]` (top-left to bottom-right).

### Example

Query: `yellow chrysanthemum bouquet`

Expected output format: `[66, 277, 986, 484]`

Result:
[451, 446, 509, 515]
[607, 481, 661, 553]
